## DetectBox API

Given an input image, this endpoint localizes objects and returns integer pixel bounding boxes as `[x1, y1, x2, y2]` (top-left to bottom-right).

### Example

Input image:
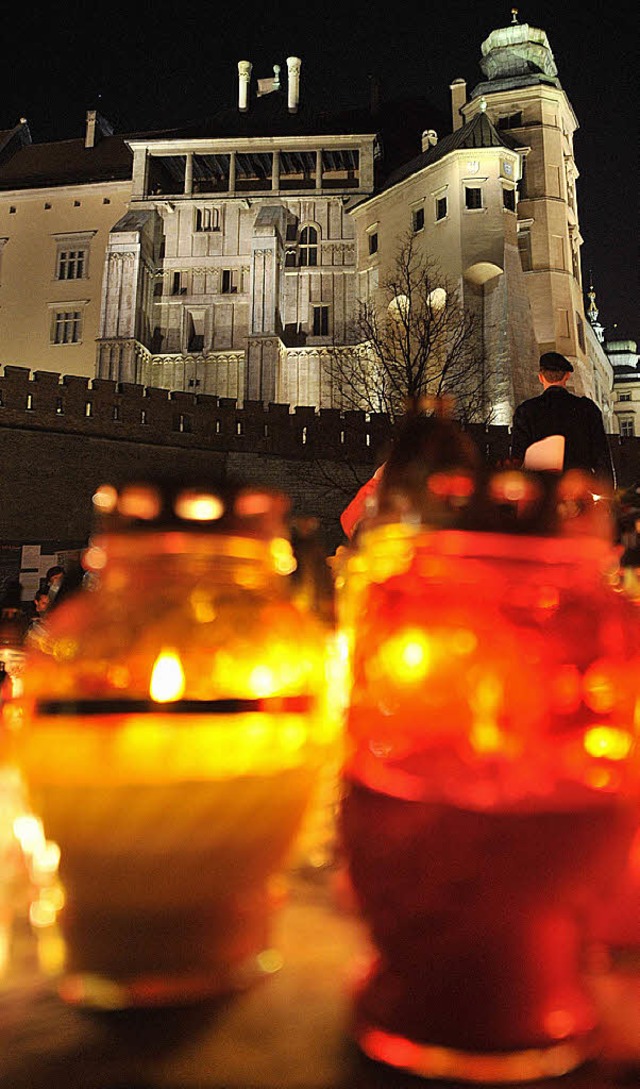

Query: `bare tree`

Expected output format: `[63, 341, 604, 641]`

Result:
[328, 234, 489, 424]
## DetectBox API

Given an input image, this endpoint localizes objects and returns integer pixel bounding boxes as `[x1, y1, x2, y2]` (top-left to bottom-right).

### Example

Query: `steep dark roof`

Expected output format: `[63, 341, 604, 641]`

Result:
[0, 93, 447, 193]
[161, 92, 347, 139]
[0, 133, 135, 190]
[381, 110, 521, 191]
[143, 91, 447, 176]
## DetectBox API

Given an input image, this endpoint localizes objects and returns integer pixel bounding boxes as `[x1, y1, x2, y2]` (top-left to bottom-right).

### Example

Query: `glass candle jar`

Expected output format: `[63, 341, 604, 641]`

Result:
[339, 513, 640, 1083]
[16, 482, 328, 1007]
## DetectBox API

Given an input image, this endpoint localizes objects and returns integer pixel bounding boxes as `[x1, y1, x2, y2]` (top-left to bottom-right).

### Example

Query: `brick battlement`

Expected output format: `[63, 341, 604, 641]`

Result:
[0, 365, 392, 462]
[1, 365, 639, 483]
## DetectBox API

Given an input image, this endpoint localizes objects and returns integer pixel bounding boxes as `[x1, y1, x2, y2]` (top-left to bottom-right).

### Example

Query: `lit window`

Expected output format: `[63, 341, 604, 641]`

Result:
[465, 186, 483, 210]
[57, 249, 86, 280]
[299, 226, 318, 267]
[435, 195, 448, 221]
[412, 207, 424, 233]
[54, 232, 95, 279]
[52, 310, 82, 344]
[312, 305, 329, 336]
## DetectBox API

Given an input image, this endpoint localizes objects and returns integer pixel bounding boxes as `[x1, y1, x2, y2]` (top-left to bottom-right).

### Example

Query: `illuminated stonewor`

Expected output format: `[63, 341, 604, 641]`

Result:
[0, 16, 624, 429]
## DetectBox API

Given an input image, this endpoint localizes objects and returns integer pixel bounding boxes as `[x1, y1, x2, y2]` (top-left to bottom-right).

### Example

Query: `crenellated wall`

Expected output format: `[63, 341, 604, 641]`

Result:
[0, 364, 391, 463]
[1, 365, 638, 553]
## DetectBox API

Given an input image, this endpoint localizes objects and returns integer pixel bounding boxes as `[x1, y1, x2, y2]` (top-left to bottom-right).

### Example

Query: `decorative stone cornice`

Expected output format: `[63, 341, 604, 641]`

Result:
[149, 351, 244, 366]
[107, 251, 137, 263]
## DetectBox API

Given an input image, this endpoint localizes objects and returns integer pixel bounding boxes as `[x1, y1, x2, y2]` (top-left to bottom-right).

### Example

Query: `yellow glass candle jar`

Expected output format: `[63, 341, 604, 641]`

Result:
[17, 482, 327, 1007]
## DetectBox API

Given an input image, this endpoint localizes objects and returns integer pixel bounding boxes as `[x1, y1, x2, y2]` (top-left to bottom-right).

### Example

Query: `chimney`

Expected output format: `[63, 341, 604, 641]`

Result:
[286, 56, 302, 114]
[449, 78, 467, 132]
[85, 110, 114, 149]
[85, 110, 98, 149]
[421, 129, 438, 152]
[238, 60, 252, 113]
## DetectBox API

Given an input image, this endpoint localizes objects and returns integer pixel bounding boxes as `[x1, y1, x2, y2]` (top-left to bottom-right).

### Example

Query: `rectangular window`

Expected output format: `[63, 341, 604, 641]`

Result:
[368, 231, 378, 255]
[497, 111, 522, 130]
[312, 305, 329, 336]
[412, 207, 424, 233]
[502, 187, 516, 212]
[517, 229, 532, 271]
[571, 242, 580, 281]
[619, 392, 632, 402]
[186, 311, 206, 352]
[435, 195, 448, 221]
[518, 159, 528, 199]
[171, 272, 187, 295]
[576, 312, 585, 352]
[57, 249, 86, 280]
[221, 269, 237, 294]
[195, 206, 220, 232]
[465, 186, 483, 210]
[620, 419, 635, 437]
[52, 310, 82, 344]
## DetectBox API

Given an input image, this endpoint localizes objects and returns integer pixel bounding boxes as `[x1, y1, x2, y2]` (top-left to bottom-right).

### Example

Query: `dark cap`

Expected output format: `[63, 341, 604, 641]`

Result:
[539, 351, 574, 373]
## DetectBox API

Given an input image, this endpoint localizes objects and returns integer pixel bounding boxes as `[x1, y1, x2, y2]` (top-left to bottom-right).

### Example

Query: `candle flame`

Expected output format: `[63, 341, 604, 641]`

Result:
[584, 726, 632, 762]
[150, 650, 186, 703]
[378, 628, 432, 685]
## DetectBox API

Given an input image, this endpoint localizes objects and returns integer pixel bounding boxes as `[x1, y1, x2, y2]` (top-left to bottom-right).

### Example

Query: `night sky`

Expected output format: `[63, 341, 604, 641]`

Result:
[2, 1, 636, 341]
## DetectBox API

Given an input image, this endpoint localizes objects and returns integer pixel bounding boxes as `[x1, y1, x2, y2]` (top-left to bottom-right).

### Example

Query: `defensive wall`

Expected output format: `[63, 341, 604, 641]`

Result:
[1, 365, 638, 560]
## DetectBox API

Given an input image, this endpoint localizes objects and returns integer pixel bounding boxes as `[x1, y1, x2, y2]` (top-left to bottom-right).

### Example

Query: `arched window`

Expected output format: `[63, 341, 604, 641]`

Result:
[299, 225, 318, 267]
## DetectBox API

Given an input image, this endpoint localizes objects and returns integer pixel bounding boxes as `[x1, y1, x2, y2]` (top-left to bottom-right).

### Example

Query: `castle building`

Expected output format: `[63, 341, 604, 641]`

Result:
[606, 338, 640, 438]
[0, 17, 625, 427]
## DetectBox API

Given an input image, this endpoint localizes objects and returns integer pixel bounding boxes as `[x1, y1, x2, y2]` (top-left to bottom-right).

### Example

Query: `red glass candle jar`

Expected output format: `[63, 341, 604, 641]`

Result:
[339, 481, 640, 1082]
[16, 482, 327, 1007]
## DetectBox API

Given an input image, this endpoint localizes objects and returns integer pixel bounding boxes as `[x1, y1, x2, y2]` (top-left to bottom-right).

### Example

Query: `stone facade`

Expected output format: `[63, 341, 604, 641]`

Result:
[0, 19, 631, 433]
[0, 177, 131, 379]
[607, 340, 640, 438]
[97, 132, 370, 410]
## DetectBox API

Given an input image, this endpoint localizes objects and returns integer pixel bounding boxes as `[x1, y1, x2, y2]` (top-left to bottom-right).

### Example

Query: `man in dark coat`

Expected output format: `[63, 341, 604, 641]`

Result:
[511, 352, 615, 487]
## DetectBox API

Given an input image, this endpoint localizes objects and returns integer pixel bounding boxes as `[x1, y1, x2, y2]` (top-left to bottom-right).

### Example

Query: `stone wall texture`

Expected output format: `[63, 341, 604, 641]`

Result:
[1, 366, 638, 554]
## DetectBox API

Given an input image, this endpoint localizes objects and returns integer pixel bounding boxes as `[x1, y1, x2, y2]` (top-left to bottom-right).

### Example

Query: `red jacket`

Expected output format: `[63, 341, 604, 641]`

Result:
[340, 466, 385, 538]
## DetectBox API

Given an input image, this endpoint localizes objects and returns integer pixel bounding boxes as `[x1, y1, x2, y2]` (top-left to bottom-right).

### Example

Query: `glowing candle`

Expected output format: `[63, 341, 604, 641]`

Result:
[149, 649, 185, 703]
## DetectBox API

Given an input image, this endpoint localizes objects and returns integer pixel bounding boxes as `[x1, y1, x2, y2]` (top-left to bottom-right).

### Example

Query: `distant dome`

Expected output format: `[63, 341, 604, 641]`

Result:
[607, 340, 638, 354]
